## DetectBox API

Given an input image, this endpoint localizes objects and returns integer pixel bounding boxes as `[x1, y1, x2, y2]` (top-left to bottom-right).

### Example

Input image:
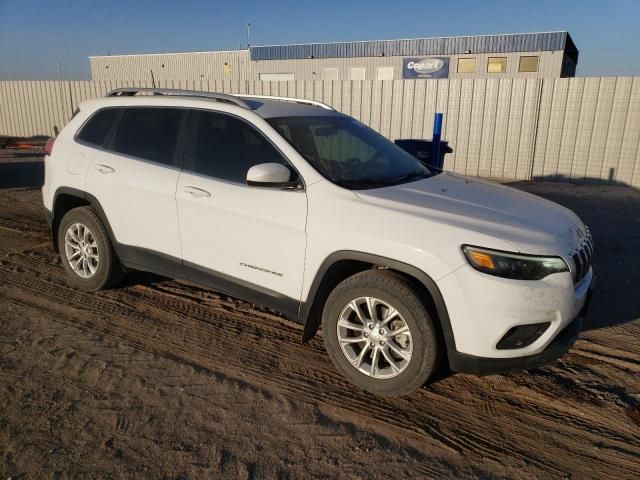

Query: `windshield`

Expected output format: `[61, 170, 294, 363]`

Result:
[267, 116, 437, 189]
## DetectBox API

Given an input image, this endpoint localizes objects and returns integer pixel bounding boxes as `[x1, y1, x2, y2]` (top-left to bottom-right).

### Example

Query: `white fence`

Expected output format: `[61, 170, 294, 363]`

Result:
[1, 78, 639, 186]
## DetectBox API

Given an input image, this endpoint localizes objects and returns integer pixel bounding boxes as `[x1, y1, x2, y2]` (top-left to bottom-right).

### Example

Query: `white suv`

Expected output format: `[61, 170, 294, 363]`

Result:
[42, 88, 595, 396]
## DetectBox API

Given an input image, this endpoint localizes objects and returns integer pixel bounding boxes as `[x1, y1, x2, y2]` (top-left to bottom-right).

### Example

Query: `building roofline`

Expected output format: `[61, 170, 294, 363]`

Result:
[250, 31, 575, 61]
[89, 48, 247, 59]
[251, 31, 570, 49]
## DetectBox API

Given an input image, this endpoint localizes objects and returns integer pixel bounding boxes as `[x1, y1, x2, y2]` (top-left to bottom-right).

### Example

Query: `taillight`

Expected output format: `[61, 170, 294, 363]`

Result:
[44, 138, 55, 156]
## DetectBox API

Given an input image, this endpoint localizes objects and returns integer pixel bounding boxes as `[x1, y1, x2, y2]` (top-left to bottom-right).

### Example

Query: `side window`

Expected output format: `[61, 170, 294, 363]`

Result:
[457, 58, 476, 73]
[186, 110, 292, 183]
[487, 57, 508, 73]
[519, 56, 539, 73]
[76, 108, 121, 147]
[114, 108, 183, 166]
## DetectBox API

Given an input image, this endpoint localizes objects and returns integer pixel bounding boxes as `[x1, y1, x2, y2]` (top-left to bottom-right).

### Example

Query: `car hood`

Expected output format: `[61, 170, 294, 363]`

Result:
[353, 172, 586, 255]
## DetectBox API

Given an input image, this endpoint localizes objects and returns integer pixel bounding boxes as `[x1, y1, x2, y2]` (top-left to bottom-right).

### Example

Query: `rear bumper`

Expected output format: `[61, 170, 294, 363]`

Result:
[448, 280, 593, 376]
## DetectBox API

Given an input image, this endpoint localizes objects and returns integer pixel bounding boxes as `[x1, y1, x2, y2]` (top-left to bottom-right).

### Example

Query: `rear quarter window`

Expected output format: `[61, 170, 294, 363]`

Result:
[114, 108, 184, 166]
[76, 108, 121, 147]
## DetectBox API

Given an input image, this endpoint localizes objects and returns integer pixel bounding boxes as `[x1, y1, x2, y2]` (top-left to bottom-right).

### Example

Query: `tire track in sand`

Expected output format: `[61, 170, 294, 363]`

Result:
[2, 246, 640, 479]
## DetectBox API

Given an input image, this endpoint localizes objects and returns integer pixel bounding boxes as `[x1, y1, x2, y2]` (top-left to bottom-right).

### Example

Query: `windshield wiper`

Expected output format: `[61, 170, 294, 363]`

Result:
[338, 171, 431, 190]
[390, 170, 431, 184]
[337, 179, 388, 190]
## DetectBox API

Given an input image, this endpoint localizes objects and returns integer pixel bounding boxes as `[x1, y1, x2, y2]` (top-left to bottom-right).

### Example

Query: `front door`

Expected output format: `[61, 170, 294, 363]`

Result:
[176, 109, 307, 317]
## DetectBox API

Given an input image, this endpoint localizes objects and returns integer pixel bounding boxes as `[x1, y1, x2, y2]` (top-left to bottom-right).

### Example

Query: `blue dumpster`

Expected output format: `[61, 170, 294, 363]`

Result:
[394, 139, 452, 169]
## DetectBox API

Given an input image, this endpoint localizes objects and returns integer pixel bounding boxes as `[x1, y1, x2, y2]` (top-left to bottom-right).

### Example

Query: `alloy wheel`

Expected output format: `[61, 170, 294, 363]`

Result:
[336, 296, 413, 379]
[64, 222, 99, 279]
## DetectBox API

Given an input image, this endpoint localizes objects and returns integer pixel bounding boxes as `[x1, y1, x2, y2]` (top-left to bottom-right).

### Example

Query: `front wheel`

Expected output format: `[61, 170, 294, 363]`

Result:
[322, 270, 439, 397]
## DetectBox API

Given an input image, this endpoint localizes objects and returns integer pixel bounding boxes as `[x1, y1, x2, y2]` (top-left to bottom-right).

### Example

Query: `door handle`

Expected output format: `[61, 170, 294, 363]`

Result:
[183, 186, 212, 198]
[95, 164, 115, 174]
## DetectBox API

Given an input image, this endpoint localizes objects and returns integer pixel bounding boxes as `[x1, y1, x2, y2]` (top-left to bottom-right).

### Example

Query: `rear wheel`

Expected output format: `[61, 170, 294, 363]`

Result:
[322, 270, 439, 396]
[57, 206, 123, 290]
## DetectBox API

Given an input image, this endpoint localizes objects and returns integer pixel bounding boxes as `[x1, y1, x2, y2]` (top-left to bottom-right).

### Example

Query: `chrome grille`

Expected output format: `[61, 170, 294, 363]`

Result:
[571, 228, 594, 283]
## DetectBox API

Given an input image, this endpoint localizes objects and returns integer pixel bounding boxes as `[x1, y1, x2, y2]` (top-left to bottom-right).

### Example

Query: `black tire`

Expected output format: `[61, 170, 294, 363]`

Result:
[57, 206, 123, 291]
[322, 270, 439, 397]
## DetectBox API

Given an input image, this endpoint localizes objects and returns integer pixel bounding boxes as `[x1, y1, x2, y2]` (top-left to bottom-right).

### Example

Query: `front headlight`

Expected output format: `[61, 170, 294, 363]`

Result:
[462, 245, 569, 280]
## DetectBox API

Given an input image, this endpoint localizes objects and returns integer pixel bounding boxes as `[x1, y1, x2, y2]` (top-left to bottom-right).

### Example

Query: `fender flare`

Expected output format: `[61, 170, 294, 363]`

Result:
[300, 251, 458, 360]
[52, 187, 118, 250]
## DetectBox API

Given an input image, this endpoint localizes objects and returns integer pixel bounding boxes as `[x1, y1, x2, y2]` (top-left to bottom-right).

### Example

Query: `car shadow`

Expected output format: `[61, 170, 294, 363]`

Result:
[117, 270, 170, 289]
[0, 155, 44, 189]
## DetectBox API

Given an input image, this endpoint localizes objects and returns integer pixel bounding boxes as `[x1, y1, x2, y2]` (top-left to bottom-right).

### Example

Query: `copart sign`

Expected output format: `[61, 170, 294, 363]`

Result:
[403, 57, 449, 79]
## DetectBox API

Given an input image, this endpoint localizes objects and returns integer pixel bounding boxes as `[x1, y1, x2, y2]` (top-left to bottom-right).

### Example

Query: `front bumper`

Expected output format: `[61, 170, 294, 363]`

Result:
[449, 316, 582, 375]
[448, 278, 594, 375]
[438, 259, 594, 358]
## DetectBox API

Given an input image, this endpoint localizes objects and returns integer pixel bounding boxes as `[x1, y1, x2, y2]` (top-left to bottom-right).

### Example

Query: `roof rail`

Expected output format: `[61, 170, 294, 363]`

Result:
[236, 94, 334, 111]
[106, 88, 251, 109]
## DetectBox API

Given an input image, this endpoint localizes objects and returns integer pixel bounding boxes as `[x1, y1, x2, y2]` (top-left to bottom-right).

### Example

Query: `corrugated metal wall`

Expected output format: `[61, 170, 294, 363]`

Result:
[88, 33, 574, 82]
[90, 51, 251, 82]
[91, 50, 564, 81]
[1, 78, 639, 187]
[251, 51, 563, 81]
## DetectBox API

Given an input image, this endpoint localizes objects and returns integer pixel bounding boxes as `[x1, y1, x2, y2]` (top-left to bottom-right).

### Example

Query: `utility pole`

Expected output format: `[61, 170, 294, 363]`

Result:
[57, 62, 73, 121]
[247, 22, 251, 48]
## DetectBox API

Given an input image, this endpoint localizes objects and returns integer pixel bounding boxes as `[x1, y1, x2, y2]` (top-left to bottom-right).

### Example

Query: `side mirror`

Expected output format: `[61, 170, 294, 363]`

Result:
[246, 163, 297, 188]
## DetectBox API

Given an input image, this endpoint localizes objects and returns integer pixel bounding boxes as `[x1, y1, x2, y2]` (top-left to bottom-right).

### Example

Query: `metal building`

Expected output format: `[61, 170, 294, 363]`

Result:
[90, 31, 578, 82]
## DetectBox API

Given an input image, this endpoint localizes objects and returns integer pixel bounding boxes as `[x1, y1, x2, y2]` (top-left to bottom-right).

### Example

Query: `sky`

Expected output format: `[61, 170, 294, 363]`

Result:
[1, 0, 639, 80]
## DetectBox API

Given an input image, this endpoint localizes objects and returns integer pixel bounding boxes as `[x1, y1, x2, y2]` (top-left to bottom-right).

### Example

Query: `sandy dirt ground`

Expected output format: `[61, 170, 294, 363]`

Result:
[1, 151, 639, 479]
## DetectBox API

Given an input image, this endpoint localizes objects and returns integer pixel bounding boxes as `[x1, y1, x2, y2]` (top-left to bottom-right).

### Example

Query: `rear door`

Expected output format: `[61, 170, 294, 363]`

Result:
[85, 107, 186, 271]
[175, 109, 307, 314]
